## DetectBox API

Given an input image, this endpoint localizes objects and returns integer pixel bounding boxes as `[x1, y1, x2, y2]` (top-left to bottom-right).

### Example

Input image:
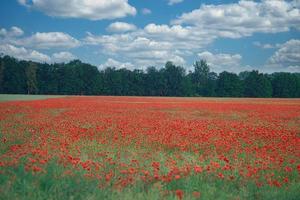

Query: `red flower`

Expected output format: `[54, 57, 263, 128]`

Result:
[175, 189, 184, 200]
[218, 173, 224, 179]
[32, 166, 42, 172]
[285, 166, 293, 172]
[152, 162, 160, 170]
[194, 165, 203, 173]
[175, 175, 181, 180]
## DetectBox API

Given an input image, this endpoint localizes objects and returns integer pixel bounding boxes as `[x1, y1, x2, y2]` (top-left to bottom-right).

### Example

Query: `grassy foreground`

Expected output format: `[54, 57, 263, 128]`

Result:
[1, 161, 299, 200]
[0, 94, 66, 102]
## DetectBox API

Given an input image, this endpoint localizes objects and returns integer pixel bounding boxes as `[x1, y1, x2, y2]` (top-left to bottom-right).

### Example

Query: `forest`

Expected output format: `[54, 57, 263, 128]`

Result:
[0, 55, 299, 98]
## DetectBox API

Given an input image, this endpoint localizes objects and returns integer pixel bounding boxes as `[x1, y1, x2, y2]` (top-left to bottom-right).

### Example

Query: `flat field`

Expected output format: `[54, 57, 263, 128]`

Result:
[0, 96, 299, 199]
[0, 94, 65, 102]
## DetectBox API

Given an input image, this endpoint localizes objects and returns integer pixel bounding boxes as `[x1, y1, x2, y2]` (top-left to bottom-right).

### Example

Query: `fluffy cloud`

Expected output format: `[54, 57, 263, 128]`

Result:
[143, 23, 217, 50]
[172, 0, 300, 38]
[198, 51, 246, 73]
[84, 31, 186, 68]
[106, 22, 137, 33]
[16, 32, 80, 49]
[84, 23, 214, 68]
[168, 0, 184, 6]
[1, 26, 80, 50]
[0, 27, 79, 64]
[0, 43, 76, 64]
[18, 0, 136, 20]
[52, 51, 76, 63]
[18, 0, 27, 6]
[0, 26, 24, 38]
[127, 50, 185, 67]
[84, 0, 300, 70]
[0, 44, 51, 63]
[85, 34, 171, 52]
[253, 41, 278, 49]
[11, 1, 298, 72]
[266, 39, 300, 72]
[144, 24, 189, 38]
[99, 58, 134, 70]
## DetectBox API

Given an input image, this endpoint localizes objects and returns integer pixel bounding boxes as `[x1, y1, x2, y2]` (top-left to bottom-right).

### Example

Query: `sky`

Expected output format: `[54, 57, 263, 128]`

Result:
[0, 0, 299, 73]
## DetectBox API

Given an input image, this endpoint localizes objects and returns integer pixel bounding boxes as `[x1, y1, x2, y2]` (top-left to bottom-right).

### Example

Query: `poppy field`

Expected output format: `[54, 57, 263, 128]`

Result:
[0, 96, 299, 199]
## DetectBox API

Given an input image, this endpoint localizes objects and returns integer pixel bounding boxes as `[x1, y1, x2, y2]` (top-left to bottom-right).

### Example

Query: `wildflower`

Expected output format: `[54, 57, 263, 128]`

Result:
[285, 166, 292, 172]
[218, 173, 224, 179]
[194, 165, 203, 173]
[175, 189, 184, 200]
[175, 175, 181, 180]
[32, 166, 42, 172]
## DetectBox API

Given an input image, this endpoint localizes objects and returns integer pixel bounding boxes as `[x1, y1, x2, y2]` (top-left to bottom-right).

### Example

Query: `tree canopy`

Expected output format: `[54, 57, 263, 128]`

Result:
[0, 55, 299, 98]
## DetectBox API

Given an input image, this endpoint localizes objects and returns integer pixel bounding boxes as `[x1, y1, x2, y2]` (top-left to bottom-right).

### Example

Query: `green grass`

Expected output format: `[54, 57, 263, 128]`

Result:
[0, 160, 164, 200]
[0, 94, 66, 102]
[1, 161, 299, 200]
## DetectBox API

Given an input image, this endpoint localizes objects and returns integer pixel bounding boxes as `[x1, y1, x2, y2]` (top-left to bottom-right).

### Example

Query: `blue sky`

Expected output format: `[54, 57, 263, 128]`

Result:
[0, 0, 299, 73]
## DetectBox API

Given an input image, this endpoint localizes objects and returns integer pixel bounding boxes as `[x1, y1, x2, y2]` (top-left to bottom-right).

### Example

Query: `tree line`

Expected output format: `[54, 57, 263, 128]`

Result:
[0, 55, 299, 97]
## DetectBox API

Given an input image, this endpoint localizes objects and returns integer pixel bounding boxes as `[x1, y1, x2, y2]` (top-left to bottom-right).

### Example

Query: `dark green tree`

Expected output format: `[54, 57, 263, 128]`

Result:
[25, 62, 38, 94]
[129, 69, 145, 96]
[238, 71, 251, 80]
[0, 55, 299, 97]
[192, 60, 210, 96]
[181, 73, 195, 96]
[243, 70, 272, 97]
[162, 61, 186, 96]
[1, 56, 27, 94]
[271, 73, 300, 98]
[0, 57, 4, 93]
[217, 71, 243, 97]
[145, 66, 164, 96]
[56, 60, 101, 95]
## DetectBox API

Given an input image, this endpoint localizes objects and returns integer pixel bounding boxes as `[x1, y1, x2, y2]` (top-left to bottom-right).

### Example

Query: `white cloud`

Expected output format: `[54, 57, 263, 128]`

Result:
[16, 32, 80, 49]
[0, 44, 78, 64]
[0, 26, 24, 38]
[0, 27, 79, 64]
[143, 24, 217, 52]
[9, 27, 24, 37]
[84, 31, 186, 68]
[106, 22, 137, 33]
[81, 1, 300, 71]
[144, 24, 189, 38]
[168, 0, 184, 6]
[99, 55, 185, 71]
[266, 39, 300, 72]
[198, 51, 245, 73]
[127, 50, 185, 67]
[141, 8, 152, 15]
[172, 0, 300, 38]
[0, 44, 51, 63]
[0, 27, 80, 50]
[86, 23, 213, 51]
[99, 58, 134, 70]
[253, 41, 278, 49]
[52, 51, 76, 63]
[0, 29, 6, 37]
[17, 0, 28, 6]
[18, 0, 136, 20]
[83, 1, 294, 71]
[85, 34, 172, 53]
